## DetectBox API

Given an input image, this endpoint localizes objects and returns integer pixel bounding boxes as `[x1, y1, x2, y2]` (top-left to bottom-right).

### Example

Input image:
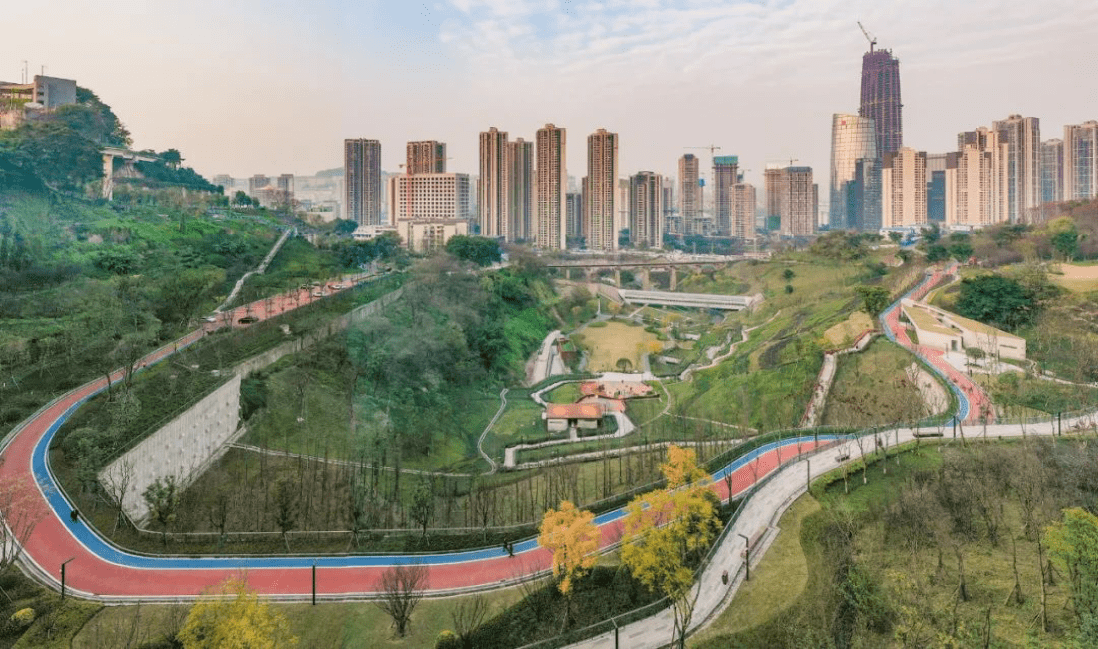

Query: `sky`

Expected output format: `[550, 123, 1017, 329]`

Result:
[4, 0, 1098, 194]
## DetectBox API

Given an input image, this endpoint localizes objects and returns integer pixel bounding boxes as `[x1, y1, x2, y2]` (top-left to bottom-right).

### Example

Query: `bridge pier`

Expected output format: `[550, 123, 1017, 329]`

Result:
[102, 153, 115, 200]
[670, 266, 678, 291]
[615, 269, 621, 287]
[640, 268, 652, 290]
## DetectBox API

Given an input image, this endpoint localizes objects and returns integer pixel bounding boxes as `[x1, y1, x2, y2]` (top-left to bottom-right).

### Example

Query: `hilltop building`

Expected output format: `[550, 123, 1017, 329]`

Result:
[344, 139, 382, 226]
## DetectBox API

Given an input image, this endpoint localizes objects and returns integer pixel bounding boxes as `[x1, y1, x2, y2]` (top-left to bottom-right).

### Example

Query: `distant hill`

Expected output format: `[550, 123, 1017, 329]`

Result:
[315, 167, 344, 178]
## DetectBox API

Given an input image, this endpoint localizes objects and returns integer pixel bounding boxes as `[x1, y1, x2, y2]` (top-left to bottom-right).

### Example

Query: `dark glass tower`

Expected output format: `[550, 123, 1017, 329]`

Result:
[859, 48, 903, 158]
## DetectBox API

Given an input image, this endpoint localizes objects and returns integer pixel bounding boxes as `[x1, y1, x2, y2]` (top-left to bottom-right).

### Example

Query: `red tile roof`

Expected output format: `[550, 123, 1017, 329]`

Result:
[545, 403, 604, 420]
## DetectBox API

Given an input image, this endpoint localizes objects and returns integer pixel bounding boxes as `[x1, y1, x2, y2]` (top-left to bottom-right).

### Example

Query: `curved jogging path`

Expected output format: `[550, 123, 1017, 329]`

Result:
[0, 262, 1033, 614]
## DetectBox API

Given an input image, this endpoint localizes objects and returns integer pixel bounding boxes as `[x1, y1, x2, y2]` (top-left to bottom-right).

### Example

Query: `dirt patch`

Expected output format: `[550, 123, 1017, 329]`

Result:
[824, 311, 874, 346]
[1052, 263, 1098, 293]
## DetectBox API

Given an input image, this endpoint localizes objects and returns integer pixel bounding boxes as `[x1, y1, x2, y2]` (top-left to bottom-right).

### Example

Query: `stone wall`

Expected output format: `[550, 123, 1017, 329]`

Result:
[100, 374, 242, 522]
[98, 286, 403, 523]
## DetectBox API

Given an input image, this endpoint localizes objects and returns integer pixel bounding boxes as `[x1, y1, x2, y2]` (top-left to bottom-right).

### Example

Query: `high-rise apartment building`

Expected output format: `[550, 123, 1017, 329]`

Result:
[584, 129, 619, 252]
[1041, 139, 1064, 205]
[1064, 121, 1098, 201]
[859, 47, 903, 158]
[766, 165, 815, 236]
[617, 178, 630, 239]
[948, 127, 1005, 227]
[629, 172, 663, 249]
[565, 192, 583, 239]
[661, 178, 675, 237]
[277, 174, 294, 195]
[713, 156, 739, 237]
[992, 115, 1040, 222]
[478, 127, 510, 239]
[406, 141, 447, 175]
[881, 147, 927, 227]
[535, 124, 567, 250]
[344, 139, 382, 226]
[764, 166, 783, 230]
[849, 159, 882, 232]
[508, 138, 534, 241]
[926, 154, 948, 223]
[732, 183, 756, 240]
[248, 174, 270, 197]
[678, 154, 701, 235]
[829, 114, 879, 230]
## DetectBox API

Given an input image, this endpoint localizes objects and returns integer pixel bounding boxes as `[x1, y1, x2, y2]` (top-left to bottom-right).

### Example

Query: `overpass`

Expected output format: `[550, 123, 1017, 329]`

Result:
[618, 289, 762, 311]
[100, 146, 159, 200]
[545, 252, 771, 290]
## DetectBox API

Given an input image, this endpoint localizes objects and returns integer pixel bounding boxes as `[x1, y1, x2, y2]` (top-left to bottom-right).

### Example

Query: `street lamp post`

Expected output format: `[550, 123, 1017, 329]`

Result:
[61, 557, 75, 600]
[312, 561, 317, 606]
[738, 533, 750, 581]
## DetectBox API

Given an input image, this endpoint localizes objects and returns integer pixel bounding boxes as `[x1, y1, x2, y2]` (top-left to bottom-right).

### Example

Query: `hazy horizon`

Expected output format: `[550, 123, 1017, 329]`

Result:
[4, 0, 1097, 190]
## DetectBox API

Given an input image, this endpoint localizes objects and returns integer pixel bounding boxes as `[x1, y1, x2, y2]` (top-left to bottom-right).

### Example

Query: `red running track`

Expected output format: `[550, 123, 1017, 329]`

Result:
[1, 278, 828, 600]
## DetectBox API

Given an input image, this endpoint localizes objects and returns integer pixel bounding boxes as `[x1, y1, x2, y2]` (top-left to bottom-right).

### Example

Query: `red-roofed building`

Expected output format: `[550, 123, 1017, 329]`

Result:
[544, 403, 604, 432]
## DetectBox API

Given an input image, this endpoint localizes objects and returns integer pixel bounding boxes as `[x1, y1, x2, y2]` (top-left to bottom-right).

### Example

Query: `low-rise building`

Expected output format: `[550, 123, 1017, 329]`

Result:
[901, 299, 1026, 361]
[544, 403, 604, 433]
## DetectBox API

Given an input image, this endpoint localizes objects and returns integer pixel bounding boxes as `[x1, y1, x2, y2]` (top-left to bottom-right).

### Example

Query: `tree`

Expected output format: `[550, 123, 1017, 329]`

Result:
[445, 235, 502, 266]
[274, 479, 297, 552]
[410, 475, 434, 540]
[855, 285, 891, 318]
[450, 594, 489, 649]
[333, 219, 358, 235]
[888, 231, 904, 245]
[955, 274, 1037, 331]
[782, 268, 796, 281]
[1045, 508, 1098, 643]
[538, 501, 601, 629]
[143, 476, 180, 547]
[621, 445, 721, 649]
[926, 244, 950, 262]
[233, 190, 252, 207]
[1052, 226, 1080, 261]
[375, 563, 429, 637]
[3, 122, 103, 192]
[178, 574, 297, 648]
[615, 357, 633, 372]
[101, 458, 135, 535]
[159, 149, 183, 169]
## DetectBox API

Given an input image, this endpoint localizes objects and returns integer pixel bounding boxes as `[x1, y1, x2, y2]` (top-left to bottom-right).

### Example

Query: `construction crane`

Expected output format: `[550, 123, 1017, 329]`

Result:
[857, 21, 876, 52]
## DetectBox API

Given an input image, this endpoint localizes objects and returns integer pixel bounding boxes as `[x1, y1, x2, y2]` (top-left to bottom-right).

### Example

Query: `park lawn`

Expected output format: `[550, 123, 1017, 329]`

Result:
[823, 310, 874, 347]
[72, 587, 525, 649]
[545, 382, 583, 404]
[1049, 262, 1098, 293]
[822, 338, 930, 428]
[480, 398, 551, 460]
[689, 496, 820, 646]
[580, 321, 660, 371]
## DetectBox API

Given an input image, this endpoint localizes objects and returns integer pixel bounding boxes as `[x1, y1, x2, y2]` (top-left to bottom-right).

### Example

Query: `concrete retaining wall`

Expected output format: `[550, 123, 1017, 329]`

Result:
[100, 286, 403, 523]
[100, 374, 242, 522]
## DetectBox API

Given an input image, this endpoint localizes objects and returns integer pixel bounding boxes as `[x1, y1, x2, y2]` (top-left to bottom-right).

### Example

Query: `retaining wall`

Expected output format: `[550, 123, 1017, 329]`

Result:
[100, 286, 403, 523]
[100, 374, 242, 522]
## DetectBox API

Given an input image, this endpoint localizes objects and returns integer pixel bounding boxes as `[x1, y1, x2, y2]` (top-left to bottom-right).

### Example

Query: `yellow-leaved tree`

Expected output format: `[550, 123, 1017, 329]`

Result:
[538, 500, 601, 630]
[621, 445, 720, 649]
[178, 574, 297, 649]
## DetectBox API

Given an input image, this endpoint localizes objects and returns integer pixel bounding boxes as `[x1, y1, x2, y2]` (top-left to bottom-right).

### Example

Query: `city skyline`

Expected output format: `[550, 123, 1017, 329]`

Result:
[3, 1, 1096, 191]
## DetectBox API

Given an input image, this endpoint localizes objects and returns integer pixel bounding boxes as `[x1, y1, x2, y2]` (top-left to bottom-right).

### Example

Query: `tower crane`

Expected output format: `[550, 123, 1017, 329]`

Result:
[857, 21, 876, 52]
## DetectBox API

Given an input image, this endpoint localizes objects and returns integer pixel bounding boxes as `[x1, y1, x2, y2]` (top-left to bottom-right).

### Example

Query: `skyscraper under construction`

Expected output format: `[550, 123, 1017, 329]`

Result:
[859, 38, 902, 159]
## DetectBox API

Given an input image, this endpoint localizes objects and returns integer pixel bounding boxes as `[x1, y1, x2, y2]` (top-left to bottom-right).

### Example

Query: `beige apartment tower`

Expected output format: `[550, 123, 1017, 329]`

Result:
[406, 141, 447, 175]
[1064, 121, 1098, 201]
[535, 124, 567, 250]
[344, 139, 382, 226]
[992, 115, 1040, 223]
[629, 171, 663, 248]
[881, 148, 927, 227]
[948, 127, 1006, 227]
[678, 154, 701, 235]
[508, 138, 535, 241]
[585, 129, 619, 252]
[767, 165, 815, 236]
[732, 183, 756, 240]
[478, 127, 510, 239]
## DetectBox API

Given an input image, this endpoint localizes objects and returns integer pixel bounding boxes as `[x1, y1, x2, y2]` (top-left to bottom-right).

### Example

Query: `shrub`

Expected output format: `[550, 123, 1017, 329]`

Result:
[435, 629, 460, 649]
[10, 607, 35, 629]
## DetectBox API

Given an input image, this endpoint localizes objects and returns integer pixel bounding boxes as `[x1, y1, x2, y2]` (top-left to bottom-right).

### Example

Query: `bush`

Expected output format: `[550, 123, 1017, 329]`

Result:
[9, 607, 34, 629]
[435, 629, 461, 649]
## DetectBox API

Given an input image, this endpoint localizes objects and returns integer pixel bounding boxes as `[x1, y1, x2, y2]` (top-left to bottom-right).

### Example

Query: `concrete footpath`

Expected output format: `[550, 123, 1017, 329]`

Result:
[561, 413, 1095, 649]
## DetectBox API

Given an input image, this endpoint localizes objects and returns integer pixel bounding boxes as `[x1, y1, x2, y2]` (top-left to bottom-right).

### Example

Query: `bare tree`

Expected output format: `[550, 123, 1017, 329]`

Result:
[101, 458, 135, 534]
[451, 593, 490, 648]
[375, 563, 429, 637]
